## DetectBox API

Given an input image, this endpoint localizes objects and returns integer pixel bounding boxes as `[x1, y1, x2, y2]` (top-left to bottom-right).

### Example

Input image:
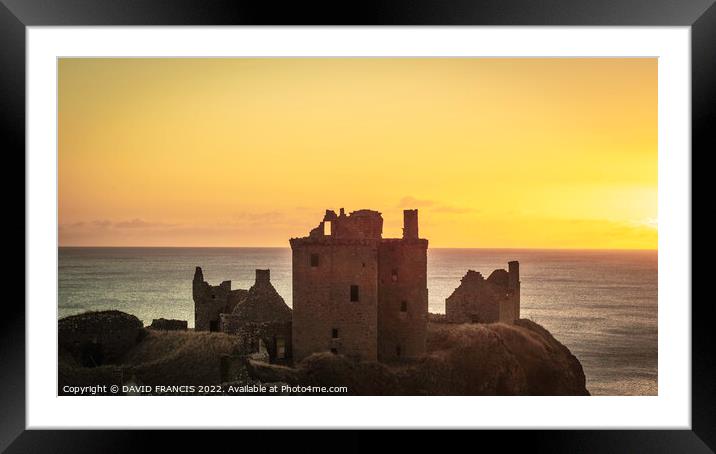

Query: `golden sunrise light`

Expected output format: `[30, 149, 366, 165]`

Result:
[58, 58, 657, 249]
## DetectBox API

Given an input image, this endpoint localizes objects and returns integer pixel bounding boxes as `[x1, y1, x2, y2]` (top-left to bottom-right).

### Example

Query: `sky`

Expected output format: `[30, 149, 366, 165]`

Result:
[58, 58, 657, 249]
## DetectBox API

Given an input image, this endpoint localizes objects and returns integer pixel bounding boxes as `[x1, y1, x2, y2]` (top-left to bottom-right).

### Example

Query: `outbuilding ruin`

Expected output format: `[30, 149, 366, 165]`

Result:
[193, 268, 293, 363]
[445, 262, 520, 324]
[192, 267, 247, 332]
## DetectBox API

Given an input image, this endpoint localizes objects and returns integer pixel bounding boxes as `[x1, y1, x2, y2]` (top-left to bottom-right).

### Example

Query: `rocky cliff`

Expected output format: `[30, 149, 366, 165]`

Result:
[58, 311, 588, 395]
[248, 318, 589, 395]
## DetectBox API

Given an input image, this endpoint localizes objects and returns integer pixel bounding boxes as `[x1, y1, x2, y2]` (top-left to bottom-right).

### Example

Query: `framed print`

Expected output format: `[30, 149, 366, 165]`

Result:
[3, 0, 713, 451]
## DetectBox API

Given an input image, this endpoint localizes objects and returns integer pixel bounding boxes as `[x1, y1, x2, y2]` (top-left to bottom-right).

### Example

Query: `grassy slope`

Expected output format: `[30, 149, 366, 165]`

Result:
[59, 320, 588, 395]
[121, 330, 244, 385]
[59, 330, 245, 390]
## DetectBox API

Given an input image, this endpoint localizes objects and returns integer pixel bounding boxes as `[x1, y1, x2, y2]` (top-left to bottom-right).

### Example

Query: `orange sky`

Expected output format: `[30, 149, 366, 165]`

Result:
[58, 58, 657, 249]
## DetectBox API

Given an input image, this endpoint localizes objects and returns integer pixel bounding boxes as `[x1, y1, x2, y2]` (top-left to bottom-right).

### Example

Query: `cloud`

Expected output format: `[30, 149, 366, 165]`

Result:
[397, 196, 435, 208]
[58, 212, 311, 246]
[397, 196, 474, 215]
[229, 211, 284, 223]
[60, 212, 298, 241]
[113, 219, 178, 229]
[59, 218, 178, 231]
[92, 220, 112, 228]
[431, 206, 474, 214]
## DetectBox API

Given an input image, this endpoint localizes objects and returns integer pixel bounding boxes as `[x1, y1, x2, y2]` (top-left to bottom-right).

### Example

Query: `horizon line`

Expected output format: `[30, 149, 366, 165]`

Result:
[57, 245, 658, 252]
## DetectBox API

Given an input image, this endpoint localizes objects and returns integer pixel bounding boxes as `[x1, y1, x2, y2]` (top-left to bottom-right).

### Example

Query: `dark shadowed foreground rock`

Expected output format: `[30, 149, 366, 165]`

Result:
[58, 310, 145, 367]
[59, 319, 245, 394]
[492, 319, 589, 395]
[248, 353, 399, 395]
[58, 311, 588, 395]
[247, 319, 589, 396]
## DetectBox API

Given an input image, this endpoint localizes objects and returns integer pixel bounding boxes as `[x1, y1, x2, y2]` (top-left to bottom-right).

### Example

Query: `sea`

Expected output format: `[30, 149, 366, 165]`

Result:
[58, 247, 657, 396]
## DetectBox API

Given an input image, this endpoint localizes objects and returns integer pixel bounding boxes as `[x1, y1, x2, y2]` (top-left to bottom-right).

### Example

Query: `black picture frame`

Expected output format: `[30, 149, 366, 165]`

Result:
[3, 0, 711, 451]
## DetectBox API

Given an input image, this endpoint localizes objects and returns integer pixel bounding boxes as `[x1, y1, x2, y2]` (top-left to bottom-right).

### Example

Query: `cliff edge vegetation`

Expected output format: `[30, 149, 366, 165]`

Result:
[248, 318, 589, 395]
[58, 311, 588, 396]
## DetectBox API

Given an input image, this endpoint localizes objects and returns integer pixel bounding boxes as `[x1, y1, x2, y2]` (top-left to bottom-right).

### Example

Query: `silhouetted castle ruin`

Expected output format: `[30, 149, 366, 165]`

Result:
[445, 262, 520, 324]
[192, 207, 521, 365]
[290, 208, 428, 362]
[193, 268, 292, 363]
[193, 268, 247, 332]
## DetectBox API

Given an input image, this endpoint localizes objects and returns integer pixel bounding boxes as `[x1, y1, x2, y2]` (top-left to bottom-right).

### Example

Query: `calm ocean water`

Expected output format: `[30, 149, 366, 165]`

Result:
[58, 247, 657, 396]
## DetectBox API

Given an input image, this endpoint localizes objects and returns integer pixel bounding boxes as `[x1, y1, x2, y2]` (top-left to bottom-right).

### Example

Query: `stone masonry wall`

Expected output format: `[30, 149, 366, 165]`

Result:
[193, 266, 248, 331]
[445, 264, 520, 325]
[219, 319, 292, 364]
[377, 239, 428, 361]
[291, 238, 380, 362]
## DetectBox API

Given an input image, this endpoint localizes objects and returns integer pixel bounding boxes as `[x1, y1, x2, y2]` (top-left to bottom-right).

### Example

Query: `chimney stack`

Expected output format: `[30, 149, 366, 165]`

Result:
[255, 269, 271, 285]
[403, 209, 419, 239]
[508, 261, 519, 290]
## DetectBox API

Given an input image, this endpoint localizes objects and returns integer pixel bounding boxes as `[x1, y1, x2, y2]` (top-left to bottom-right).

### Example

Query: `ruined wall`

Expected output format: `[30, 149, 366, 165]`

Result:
[377, 239, 428, 361]
[193, 266, 247, 331]
[220, 318, 292, 364]
[291, 238, 380, 362]
[445, 270, 503, 324]
[331, 209, 383, 239]
[231, 269, 292, 324]
[445, 263, 520, 325]
[218, 269, 292, 364]
[227, 289, 248, 311]
[498, 298, 516, 323]
[508, 261, 521, 320]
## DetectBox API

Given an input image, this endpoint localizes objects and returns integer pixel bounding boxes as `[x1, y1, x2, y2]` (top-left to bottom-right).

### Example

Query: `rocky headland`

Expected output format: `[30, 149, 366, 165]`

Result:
[58, 310, 588, 396]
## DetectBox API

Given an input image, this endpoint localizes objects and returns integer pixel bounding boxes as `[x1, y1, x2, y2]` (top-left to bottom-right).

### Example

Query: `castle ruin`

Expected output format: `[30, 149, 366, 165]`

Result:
[445, 261, 520, 324]
[192, 267, 248, 332]
[193, 268, 293, 363]
[191, 207, 521, 366]
[218, 269, 292, 330]
[290, 208, 428, 363]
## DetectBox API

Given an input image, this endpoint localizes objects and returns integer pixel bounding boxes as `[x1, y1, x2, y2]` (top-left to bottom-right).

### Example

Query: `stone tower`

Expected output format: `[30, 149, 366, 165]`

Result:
[290, 208, 428, 362]
[378, 209, 428, 362]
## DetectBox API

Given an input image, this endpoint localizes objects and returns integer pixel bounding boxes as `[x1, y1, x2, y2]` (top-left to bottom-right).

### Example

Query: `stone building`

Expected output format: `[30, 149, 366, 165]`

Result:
[194, 268, 293, 363]
[218, 269, 293, 363]
[223, 269, 292, 326]
[221, 320, 292, 365]
[290, 208, 428, 363]
[193, 267, 248, 331]
[445, 261, 520, 324]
